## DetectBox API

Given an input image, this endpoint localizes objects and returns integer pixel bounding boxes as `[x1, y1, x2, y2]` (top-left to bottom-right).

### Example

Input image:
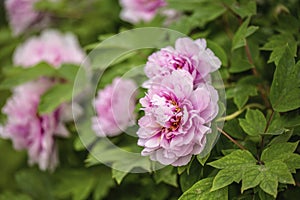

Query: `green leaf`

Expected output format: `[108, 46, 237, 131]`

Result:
[270, 47, 300, 112]
[232, 18, 258, 51]
[261, 142, 299, 162]
[282, 111, 300, 128]
[154, 166, 178, 187]
[93, 168, 115, 200]
[265, 112, 284, 135]
[241, 166, 263, 192]
[239, 109, 267, 136]
[267, 160, 295, 185]
[38, 83, 73, 114]
[259, 168, 278, 198]
[207, 40, 228, 67]
[0, 191, 32, 200]
[211, 168, 242, 191]
[229, 48, 253, 73]
[57, 64, 80, 82]
[208, 150, 256, 169]
[227, 0, 257, 18]
[197, 152, 210, 166]
[269, 131, 293, 146]
[15, 169, 55, 200]
[178, 177, 228, 200]
[226, 84, 257, 109]
[54, 169, 97, 200]
[261, 33, 297, 65]
[112, 169, 128, 185]
[223, 119, 246, 140]
[0, 62, 56, 89]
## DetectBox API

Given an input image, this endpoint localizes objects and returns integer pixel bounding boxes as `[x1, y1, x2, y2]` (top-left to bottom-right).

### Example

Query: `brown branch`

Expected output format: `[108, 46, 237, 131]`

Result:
[217, 127, 247, 150]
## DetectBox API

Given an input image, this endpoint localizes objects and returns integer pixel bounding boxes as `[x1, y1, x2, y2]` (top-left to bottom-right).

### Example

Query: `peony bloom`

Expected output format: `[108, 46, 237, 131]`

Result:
[119, 0, 167, 24]
[5, 0, 50, 36]
[92, 78, 137, 137]
[145, 37, 221, 86]
[0, 79, 69, 171]
[13, 29, 86, 68]
[137, 70, 219, 166]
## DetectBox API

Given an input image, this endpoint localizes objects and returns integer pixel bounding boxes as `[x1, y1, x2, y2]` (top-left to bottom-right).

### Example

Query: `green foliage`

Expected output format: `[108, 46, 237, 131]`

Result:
[1, 0, 300, 199]
[209, 142, 300, 197]
[178, 177, 228, 200]
[270, 47, 300, 112]
[239, 109, 266, 136]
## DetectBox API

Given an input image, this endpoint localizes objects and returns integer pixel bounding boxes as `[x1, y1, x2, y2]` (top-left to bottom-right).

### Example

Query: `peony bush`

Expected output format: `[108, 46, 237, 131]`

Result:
[0, 0, 300, 200]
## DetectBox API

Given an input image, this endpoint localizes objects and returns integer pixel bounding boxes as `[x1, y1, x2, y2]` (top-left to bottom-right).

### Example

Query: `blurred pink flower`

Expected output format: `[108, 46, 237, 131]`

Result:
[5, 0, 50, 36]
[137, 70, 219, 166]
[13, 29, 86, 68]
[119, 0, 166, 24]
[145, 37, 221, 86]
[0, 78, 69, 171]
[92, 78, 137, 137]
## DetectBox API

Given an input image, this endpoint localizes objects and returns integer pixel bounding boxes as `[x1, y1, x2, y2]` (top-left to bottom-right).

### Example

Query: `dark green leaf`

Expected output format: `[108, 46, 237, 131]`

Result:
[270, 50, 300, 111]
[232, 18, 258, 51]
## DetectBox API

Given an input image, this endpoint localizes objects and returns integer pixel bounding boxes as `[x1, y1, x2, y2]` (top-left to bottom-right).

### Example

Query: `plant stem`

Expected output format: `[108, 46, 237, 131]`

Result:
[217, 127, 247, 150]
[217, 103, 265, 122]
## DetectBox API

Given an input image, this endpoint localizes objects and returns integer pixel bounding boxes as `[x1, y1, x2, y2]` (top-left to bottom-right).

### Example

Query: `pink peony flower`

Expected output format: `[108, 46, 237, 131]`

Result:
[119, 0, 167, 24]
[13, 29, 86, 68]
[92, 78, 137, 137]
[137, 70, 219, 166]
[0, 78, 69, 171]
[145, 37, 221, 86]
[5, 0, 50, 36]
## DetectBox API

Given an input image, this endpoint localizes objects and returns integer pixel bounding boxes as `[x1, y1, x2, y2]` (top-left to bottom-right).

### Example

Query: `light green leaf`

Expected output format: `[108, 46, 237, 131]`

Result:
[211, 168, 242, 191]
[38, 83, 73, 114]
[261, 142, 299, 162]
[241, 166, 263, 192]
[112, 169, 128, 185]
[0, 62, 56, 89]
[270, 47, 300, 112]
[267, 160, 295, 185]
[178, 177, 228, 200]
[239, 109, 267, 136]
[197, 152, 210, 166]
[259, 170, 278, 198]
[208, 150, 256, 169]
[57, 64, 80, 82]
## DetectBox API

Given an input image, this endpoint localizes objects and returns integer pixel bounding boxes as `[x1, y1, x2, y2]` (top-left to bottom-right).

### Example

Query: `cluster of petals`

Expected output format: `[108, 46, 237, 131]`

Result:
[0, 29, 86, 170]
[138, 37, 220, 166]
[13, 29, 86, 67]
[119, 0, 167, 24]
[5, 0, 51, 36]
[92, 78, 137, 137]
[145, 37, 221, 86]
[0, 79, 69, 171]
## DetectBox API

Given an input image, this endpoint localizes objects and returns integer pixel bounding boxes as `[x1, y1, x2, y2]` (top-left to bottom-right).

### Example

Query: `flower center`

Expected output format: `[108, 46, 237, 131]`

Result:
[150, 95, 182, 139]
